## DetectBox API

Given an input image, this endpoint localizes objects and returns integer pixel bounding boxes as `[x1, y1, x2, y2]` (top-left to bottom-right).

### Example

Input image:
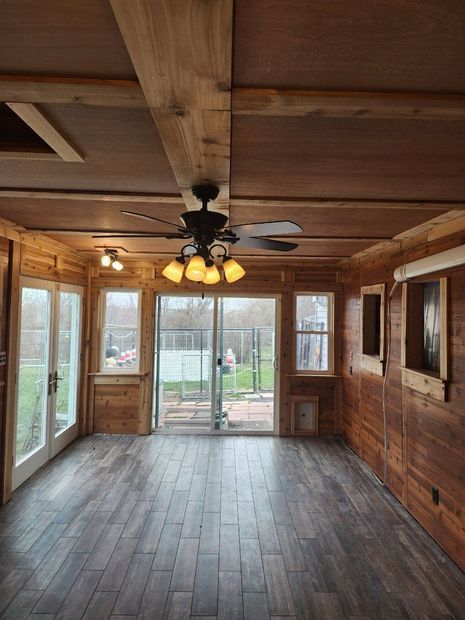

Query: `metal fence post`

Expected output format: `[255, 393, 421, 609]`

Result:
[257, 328, 262, 391]
[252, 327, 257, 393]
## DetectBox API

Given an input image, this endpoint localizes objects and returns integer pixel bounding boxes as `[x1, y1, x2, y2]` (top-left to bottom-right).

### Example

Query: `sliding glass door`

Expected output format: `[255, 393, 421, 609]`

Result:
[154, 294, 278, 433]
[13, 279, 82, 489]
[214, 296, 277, 432]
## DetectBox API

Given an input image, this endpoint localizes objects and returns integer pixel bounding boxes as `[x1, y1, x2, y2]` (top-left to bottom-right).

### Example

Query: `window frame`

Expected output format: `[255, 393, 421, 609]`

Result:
[360, 283, 385, 376]
[400, 277, 448, 401]
[293, 291, 334, 375]
[100, 288, 142, 374]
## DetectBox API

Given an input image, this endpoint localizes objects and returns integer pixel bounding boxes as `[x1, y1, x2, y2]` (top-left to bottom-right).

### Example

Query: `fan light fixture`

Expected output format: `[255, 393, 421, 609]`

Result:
[101, 249, 124, 271]
[161, 256, 185, 283]
[162, 243, 245, 285]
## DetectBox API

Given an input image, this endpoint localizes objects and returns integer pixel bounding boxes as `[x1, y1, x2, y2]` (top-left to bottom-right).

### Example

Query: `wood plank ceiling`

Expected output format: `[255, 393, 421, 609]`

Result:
[0, 0, 465, 264]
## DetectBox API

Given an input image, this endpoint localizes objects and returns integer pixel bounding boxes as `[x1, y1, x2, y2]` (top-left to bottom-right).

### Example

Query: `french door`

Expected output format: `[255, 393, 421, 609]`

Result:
[13, 278, 83, 490]
[153, 294, 278, 433]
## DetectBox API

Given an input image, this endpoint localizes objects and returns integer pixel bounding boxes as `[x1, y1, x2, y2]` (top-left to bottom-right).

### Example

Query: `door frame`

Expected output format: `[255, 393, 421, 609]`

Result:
[12, 277, 83, 490]
[153, 292, 281, 435]
[50, 282, 83, 457]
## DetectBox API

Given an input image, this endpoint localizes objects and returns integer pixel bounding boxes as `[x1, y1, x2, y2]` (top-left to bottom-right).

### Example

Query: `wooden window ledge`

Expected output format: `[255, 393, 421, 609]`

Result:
[89, 372, 146, 386]
[89, 372, 145, 376]
[286, 374, 340, 378]
[401, 367, 446, 401]
[360, 354, 384, 376]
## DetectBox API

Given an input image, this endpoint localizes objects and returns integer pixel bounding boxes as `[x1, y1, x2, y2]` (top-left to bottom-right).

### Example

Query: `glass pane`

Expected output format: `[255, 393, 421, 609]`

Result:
[422, 282, 440, 374]
[296, 295, 329, 331]
[56, 291, 81, 435]
[216, 297, 276, 431]
[16, 287, 51, 464]
[154, 295, 214, 430]
[103, 291, 139, 370]
[296, 333, 329, 371]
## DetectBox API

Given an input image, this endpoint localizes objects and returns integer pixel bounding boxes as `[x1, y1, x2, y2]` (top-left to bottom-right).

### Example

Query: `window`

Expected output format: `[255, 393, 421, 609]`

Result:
[360, 284, 385, 375]
[101, 290, 141, 372]
[401, 278, 447, 401]
[294, 293, 334, 373]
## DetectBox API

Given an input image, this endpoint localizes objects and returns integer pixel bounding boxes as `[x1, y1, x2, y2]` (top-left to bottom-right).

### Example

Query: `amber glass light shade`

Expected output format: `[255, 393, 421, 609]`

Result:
[203, 261, 221, 284]
[223, 256, 245, 283]
[162, 257, 185, 283]
[185, 254, 206, 281]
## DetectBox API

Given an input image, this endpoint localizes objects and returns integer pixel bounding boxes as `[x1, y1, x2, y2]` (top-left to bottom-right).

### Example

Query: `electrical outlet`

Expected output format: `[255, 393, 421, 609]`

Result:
[432, 486, 439, 505]
[0, 351, 6, 365]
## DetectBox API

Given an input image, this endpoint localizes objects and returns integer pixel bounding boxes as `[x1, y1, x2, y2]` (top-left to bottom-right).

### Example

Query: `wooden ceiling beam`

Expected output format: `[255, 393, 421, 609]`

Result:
[6, 103, 84, 162]
[0, 189, 183, 203]
[232, 88, 465, 121]
[20, 229, 391, 242]
[4, 79, 463, 123]
[1, 189, 463, 211]
[110, 0, 233, 211]
[229, 198, 465, 211]
[0, 75, 146, 108]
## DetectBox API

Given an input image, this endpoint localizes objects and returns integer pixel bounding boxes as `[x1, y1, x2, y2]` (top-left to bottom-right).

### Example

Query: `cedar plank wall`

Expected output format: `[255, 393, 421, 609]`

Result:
[89, 262, 342, 436]
[0, 238, 10, 497]
[342, 231, 465, 572]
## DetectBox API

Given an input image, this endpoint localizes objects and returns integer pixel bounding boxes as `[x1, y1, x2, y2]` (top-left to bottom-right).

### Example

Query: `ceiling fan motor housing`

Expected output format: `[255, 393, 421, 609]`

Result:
[181, 184, 229, 245]
[180, 209, 229, 235]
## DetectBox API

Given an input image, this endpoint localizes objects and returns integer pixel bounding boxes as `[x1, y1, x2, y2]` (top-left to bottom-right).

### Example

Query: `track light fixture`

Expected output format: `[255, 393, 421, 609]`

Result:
[101, 249, 124, 271]
[162, 243, 245, 285]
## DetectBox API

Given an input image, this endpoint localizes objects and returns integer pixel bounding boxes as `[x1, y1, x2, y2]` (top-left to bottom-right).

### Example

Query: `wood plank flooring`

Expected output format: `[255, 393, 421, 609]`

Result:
[1, 435, 465, 619]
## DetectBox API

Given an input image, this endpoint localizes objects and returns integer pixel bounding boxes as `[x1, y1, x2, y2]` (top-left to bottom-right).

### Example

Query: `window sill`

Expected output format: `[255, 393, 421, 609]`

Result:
[89, 372, 144, 376]
[401, 367, 446, 401]
[287, 373, 340, 378]
[360, 354, 384, 376]
[89, 372, 145, 386]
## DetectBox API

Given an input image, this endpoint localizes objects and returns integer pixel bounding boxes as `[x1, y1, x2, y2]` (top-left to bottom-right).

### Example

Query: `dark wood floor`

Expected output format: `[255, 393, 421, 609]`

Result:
[1, 435, 465, 619]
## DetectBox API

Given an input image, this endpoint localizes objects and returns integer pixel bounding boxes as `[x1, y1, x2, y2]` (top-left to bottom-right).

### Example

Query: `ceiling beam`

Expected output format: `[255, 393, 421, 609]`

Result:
[110, 0, 233, 211]
[343, 210, 465, 262]
[0, 189, 463, 211]
[229, 198, 465, 211]
[232, 88, 465, 121]
[0, 151, 61, 161]
[4, 78, 463, 123]
[0, 189, 183, 203]
[20, 229, 391, 242]
[6, 103, 84, 162]
[0, 75, 146, 108]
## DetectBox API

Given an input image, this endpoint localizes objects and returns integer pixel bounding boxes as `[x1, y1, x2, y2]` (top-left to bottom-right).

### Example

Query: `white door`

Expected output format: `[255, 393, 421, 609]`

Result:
[13, 278, 83, 490]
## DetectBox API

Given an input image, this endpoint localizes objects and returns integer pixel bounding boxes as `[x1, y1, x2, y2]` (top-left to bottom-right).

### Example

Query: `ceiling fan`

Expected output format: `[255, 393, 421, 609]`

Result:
[92, 184, 303, 253]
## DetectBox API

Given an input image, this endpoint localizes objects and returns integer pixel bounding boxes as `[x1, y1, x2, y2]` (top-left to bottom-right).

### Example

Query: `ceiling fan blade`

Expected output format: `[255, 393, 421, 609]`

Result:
[121, 210, 189, 232]
[233, 236, 298, 252]
[227, 220, 303, 237]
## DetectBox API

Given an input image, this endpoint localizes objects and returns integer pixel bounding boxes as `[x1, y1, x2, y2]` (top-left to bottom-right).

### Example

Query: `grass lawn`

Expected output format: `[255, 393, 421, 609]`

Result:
[16, 364, 72, 460]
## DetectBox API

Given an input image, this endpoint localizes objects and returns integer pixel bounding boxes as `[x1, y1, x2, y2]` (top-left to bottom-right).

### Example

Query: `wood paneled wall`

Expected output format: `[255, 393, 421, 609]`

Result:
[341, 230, 465, 571]
[0, 237, 11, 502]
[88, 261, 342, 436]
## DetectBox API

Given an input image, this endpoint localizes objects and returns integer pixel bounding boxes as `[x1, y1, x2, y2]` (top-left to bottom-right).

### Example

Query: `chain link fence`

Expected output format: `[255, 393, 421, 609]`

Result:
[158, 327, 275, 401]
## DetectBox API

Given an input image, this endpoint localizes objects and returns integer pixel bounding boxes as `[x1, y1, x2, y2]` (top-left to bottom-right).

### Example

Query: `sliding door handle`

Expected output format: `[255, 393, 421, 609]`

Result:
[272, 356, 279, 371]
